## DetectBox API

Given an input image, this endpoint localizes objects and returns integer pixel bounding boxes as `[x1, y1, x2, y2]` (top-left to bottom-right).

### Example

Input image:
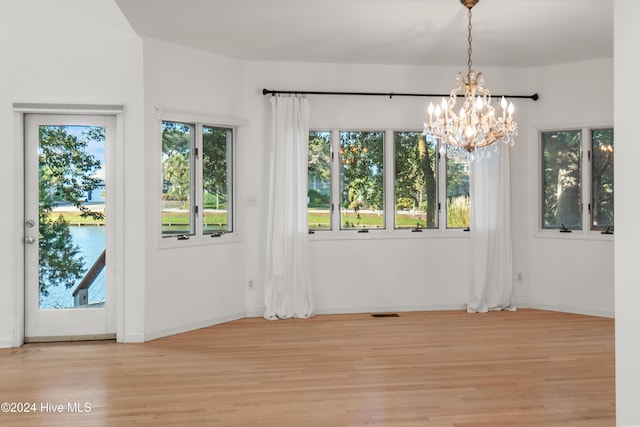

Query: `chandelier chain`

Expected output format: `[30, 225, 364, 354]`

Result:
[467, 8, 473, 74]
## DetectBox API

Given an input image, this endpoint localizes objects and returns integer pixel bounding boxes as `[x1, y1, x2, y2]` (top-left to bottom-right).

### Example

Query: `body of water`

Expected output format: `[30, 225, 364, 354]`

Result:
[39, 226, 106, 309]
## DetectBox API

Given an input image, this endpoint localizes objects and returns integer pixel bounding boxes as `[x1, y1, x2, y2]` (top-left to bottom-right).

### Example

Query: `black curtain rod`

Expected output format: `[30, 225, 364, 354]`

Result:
[262, 88, 539, 101]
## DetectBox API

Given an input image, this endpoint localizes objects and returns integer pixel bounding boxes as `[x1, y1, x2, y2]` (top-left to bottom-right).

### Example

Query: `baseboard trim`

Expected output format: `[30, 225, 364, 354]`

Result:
[246, 304, 467, 318]
[120, 333, 145, 343]
[0, 339, 14, 349]
[528, 302, 614, 318]
[144, 311, 246, 342]
[24, 333, 116, 343]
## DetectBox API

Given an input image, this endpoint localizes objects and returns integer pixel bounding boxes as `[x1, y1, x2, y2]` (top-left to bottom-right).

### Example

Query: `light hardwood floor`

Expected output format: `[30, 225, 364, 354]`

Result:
[0, 309, 614, 426]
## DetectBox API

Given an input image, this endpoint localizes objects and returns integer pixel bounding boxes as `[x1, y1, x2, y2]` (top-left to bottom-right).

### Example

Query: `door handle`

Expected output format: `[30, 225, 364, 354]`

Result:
[25, 235, 36, 244]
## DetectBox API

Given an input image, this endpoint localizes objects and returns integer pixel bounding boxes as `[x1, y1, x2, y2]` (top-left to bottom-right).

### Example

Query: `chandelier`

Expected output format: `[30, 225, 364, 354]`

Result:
[424, 0, 517, 160]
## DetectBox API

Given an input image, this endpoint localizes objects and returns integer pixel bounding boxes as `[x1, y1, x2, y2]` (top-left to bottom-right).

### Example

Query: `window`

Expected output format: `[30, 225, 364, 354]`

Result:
[540, 128, 613, 232]
[394, 131, 438, 229]
[308, 131, 331, 231]
[308, 128, 473, 234]
[590, 128, 614, 231]
[446, 150, 471, 229]
[340, 131, 384, 230]
[162, 121, 233, 239]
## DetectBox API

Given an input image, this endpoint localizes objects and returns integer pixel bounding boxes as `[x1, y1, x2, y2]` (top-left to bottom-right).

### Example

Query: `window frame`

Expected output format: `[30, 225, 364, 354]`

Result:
[536, 125, 614, 240]
[158, 112, 239, 248]
[308, 127, 469, 240]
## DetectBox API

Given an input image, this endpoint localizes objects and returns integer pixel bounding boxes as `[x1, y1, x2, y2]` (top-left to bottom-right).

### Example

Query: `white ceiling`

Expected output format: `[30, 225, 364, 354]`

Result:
[114, 0, 612, 68]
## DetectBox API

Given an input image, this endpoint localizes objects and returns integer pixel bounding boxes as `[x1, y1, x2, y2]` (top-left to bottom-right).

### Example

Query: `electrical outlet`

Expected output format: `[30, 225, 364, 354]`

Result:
[517, 272, 523, 283]
[248, 280, 254, 290]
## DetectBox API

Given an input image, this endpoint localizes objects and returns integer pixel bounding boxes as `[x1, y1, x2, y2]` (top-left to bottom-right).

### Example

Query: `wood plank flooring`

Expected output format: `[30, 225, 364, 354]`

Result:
[0, 309, 614, 426]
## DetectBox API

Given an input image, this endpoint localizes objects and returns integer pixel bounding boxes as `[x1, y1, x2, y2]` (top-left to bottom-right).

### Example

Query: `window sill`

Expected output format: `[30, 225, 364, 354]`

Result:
[158, 232, 240, 250]
[308, 228, 470, 241]
[534, 229, 614, 242]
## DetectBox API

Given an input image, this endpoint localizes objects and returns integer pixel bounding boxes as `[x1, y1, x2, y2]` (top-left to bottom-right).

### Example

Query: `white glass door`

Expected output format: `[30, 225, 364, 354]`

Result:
[24, 114, 115, 341]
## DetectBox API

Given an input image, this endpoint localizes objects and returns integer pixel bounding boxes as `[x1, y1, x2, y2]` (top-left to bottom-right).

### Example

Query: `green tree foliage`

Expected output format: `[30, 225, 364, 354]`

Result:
[38, 126, 104, 296]
[162, 122, 191, 202]
[591, 129, 614, 228]
[202, 127, 229, 207]
[394, 132, 437, 227]
[308, 132, 331, 191]
[542, 131, 581, 228]
[340, 131, 384, 216]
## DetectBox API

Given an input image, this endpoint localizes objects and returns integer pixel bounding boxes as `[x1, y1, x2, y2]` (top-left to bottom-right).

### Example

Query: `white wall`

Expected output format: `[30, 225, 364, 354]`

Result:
[141, 38, 247, 338]
[243, 61, 532, 315]
[0, 0, 145, 346]
[614, 1, 640, 424]
[525, 58, 614, 317]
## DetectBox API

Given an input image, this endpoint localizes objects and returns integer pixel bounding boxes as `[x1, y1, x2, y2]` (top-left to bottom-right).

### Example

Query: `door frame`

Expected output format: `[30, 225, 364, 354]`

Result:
[12, 103, 125, 347]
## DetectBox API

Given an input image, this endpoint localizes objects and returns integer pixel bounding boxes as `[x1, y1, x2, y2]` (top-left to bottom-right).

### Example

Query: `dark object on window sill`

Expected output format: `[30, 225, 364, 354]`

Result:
[357, 229, 369, 233]
[601, 226, 614, 235]
[210, 231, 225, 238]
[177, 234, 190, 240]
[411, 227, 423, 233]
[463, 227, 470, 232]
[559, 224, 572, 233]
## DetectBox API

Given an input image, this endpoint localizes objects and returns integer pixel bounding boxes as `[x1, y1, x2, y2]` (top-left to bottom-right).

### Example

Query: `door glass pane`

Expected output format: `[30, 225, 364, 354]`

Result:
[541, 130, 582, 229]
[202, 126, 232, 234]
[340, 131, 384, 230]
[162, 121, 192, 236]
[446, 150, 470, 228]
[308, 131, 331, 231]
[38, 125, 106, 309]
[591, 128, 614, 231]
[394, 132, 438, 229]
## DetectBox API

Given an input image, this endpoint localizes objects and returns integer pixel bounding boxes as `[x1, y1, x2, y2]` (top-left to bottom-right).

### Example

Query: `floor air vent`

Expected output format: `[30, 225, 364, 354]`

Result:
[371, 313, 399, 318]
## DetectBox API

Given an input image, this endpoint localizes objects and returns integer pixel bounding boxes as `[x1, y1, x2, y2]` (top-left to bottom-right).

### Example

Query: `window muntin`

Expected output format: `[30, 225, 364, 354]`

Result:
[202, 126, 233, 234]
[541, 130, 582, 230]
[308, 131, 332, 231]
[590, 128, 614, 231]
[162, 121, 193, 236]
[161, 120, 234, 239]
[446, 150, 470, 229]
[394, 131, 438, 229]
[340, 131, 384, 230]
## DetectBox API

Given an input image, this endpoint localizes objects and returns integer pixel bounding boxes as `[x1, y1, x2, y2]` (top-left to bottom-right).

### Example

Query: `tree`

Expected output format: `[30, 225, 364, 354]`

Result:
[340, 131, 384, 213]
[202, 127, 229, 209]
[542, 131, 581, 227]
[308, 132, 331, 192]
[162, 122, 191, 202]
[591, 129, 614, 228]
[394, 132, 437, 227]
[38, 126, 104, 296]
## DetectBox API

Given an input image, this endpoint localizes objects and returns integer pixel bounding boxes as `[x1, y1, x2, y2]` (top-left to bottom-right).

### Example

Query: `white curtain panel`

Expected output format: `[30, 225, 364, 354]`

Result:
[467, 144, 516, 313]
[264, 95, 315, 320]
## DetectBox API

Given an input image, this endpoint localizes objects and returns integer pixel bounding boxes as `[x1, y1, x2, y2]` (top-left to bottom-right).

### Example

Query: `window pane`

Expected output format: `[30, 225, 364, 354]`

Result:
[446, 150, 470, 228]
[162, 121, 192, 237]
[394, 132, 438, 229]
[541, 130, 582, 229]
[591, 128, 614, 231]
[308, 131, 331, 231]
[340, 131, 384, 230]
[203, 126, 232, 234]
